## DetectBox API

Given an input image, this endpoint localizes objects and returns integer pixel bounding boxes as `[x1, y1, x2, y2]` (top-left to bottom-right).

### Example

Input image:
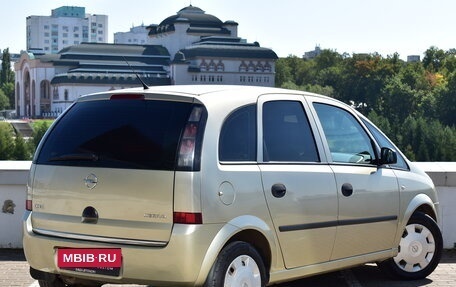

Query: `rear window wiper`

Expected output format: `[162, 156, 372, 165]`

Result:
[49, 153, 99, 162]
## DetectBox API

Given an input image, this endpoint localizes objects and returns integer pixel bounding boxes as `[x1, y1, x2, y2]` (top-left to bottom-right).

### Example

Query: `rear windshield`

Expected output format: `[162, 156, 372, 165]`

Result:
[35, 99, 194, 170]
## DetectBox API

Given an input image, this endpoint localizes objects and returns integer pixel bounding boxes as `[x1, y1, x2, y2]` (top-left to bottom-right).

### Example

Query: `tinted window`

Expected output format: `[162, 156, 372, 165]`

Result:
[362, 118, 409, 169]
[314, 103, 376, 164]
[36, 99, 193, 170]
[263, 101, 319, 162]
[219, 105, 256, 161]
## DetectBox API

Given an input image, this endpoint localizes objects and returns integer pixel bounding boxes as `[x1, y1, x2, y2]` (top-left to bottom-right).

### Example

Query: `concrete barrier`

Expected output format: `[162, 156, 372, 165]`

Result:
[0, 161, 31, 248]
[0, 161, 455, 248]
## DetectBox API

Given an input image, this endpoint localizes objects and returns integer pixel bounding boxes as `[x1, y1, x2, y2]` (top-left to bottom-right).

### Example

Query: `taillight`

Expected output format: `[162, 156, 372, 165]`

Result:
[173, 212, 203, 224]
[26, 199, 32, 211]
[177, 106, 205, 170]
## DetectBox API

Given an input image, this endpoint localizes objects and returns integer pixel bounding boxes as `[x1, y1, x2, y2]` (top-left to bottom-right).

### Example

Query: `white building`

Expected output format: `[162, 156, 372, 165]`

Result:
[15, 5, 277, 118]
[114, 25, 149, 45]
[147, 5, 277, 86]
[26, 6, 108, 54]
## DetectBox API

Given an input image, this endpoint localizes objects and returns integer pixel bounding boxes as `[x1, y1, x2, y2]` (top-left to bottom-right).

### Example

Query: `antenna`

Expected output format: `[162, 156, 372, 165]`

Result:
[123, 56, 149, 90]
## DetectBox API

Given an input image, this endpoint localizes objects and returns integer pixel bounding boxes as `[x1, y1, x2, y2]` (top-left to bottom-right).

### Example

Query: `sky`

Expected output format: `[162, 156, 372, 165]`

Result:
[1, 0, 456, 59]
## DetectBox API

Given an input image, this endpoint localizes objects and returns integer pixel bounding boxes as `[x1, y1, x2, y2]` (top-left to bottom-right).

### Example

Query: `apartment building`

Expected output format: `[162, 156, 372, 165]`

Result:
[26, 6, 108, 54]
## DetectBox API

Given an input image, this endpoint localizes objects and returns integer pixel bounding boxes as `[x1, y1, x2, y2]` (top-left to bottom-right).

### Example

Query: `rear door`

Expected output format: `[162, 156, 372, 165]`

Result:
[31, 96, 194, 244]
[258, 94, 338, 269]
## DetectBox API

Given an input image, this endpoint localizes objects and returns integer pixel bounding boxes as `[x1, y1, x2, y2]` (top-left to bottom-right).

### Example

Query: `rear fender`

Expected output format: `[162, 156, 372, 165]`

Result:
[195, 215, 279, 285]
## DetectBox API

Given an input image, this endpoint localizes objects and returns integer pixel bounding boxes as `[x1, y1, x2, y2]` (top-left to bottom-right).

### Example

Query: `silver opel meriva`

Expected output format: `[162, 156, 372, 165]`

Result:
[24, 85, 442, 287]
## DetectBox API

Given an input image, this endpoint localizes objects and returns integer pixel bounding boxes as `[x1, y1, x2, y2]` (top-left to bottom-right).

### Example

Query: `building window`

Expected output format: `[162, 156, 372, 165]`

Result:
[98, 23, 103, 28]
[52, 24, 58, 30]
[200, 60, 208, 72]
[64, 89, 69, 101]
[62, 26, 69, 32]
[239, 61, 247, 72]
[264, 62, 272, 72]
[208, 60, 216, 72]
[192, 75, 198, 82]
[44, 25, 49, 30]
[248, 61, 255, 72]
[200, 75, 206, 82]
[240, 76, 246, 82]
[74, 33, 79, 38]
[217, 75, 223, 82]
[248, 76, 254, 82]
[92, 22, 97, 27]
[256, 62, 264, 72]
[98, 30, 103, 35]
[44, 32, 50, 37]
[264, 76, 269, 83]
[209, 75, 215, 82]
[216, 61, 225, 72]
[44, 40, 50, 44]
[63, 33, 68, 38]
[74, 26, 79, 32]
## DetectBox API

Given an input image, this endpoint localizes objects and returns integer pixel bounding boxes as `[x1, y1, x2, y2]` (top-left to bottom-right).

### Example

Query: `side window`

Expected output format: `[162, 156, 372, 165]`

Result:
[219, 105, 256, 161]
[362, 118, 409, 170]
[263, 101, 319, 162]
[313, 103, 376, 165]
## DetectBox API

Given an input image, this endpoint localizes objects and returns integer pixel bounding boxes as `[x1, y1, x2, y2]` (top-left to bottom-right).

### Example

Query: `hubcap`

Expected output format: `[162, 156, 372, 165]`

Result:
[394, 223, 436, 272]
[224, 255, 261, 287]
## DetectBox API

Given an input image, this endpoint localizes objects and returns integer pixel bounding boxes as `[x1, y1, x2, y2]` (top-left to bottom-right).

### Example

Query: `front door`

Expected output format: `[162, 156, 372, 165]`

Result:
[258, 96, 338, 269]
[311, 101, 400, 260]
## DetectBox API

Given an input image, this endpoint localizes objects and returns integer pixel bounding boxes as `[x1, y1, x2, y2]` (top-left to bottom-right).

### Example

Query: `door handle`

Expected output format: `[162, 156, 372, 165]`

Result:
[341, 183, 353, 197]
[271, 183, 286, 198]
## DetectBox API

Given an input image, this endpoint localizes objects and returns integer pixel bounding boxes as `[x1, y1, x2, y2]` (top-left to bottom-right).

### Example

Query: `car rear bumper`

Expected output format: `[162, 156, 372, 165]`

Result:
[23, 211, 226, 286]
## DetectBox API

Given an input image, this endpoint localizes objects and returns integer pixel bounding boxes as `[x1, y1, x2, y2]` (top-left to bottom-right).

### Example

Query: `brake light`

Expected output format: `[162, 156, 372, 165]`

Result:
[173, 212, 203, 224]
[110, 94, 144, 100]
[177, 106, 204, 170]
[26, 199, 32, 211]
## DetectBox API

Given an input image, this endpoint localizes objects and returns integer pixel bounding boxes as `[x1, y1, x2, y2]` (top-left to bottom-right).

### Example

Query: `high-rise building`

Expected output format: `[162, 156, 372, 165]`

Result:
[114, 24, 149, 45]
[26, 6, 108, 54]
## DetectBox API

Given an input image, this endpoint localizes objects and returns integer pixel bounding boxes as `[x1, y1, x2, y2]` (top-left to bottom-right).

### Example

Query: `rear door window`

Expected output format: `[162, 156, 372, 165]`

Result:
[36, 99, 194, 170]
[263, 101, 319, 162]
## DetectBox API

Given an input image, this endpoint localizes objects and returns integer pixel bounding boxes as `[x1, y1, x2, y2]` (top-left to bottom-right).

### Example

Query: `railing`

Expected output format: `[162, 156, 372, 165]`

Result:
[0, 161, 455, 248]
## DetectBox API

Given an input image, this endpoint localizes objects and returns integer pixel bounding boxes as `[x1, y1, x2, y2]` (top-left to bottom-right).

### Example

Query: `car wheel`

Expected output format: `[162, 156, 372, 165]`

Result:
[204, 241, 267, 287]
[378, 212, 442, 280]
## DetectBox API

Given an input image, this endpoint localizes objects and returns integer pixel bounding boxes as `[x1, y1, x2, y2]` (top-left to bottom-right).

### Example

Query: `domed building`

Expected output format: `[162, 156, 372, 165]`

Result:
[15, 5, 278, 118]
[147, 5, 278, 86]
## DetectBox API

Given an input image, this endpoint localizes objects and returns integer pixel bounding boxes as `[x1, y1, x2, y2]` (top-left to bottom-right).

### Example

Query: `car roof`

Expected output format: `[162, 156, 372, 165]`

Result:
[78, 84, 339, 108]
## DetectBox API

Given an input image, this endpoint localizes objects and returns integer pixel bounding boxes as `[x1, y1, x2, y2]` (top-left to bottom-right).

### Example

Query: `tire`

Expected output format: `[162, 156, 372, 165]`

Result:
[204, 241, 267, 287]
[378, 212, 443, 280]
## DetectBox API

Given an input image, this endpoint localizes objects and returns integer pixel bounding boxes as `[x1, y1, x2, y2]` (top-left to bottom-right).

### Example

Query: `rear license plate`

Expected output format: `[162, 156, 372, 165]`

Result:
[57, 248, 122, 277]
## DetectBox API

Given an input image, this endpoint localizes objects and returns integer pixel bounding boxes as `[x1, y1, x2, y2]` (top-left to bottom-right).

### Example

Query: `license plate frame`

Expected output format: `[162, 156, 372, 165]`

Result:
[57, 248, 122, 277]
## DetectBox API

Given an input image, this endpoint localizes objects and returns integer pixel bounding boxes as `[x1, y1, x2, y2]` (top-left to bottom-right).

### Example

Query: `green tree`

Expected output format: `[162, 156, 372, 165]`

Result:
[30, 120, 52, 151]
[1, 82, 14, 109]
[1, 48, 14, 84]
[0, 122, 14, 159]
[0, 89, 9, 110]
[422, 46, 446, 72]
[12, 134, 31, 160]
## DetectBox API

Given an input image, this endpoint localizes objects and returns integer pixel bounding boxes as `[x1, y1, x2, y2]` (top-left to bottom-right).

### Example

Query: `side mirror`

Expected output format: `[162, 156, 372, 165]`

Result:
[379, 147, 397, 165]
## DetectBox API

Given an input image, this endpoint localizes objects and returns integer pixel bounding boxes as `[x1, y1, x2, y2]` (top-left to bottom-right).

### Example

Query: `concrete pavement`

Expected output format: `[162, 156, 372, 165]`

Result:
[1, 249, 455, 287]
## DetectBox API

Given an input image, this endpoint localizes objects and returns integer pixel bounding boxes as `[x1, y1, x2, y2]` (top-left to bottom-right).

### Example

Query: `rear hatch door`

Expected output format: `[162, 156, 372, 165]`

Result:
[30, 95, 195, 244]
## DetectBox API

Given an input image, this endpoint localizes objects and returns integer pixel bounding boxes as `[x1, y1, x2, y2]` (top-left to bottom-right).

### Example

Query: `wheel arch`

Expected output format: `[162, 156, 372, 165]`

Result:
[403, 193, 439, 224]
[195, 215, 279, 285]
